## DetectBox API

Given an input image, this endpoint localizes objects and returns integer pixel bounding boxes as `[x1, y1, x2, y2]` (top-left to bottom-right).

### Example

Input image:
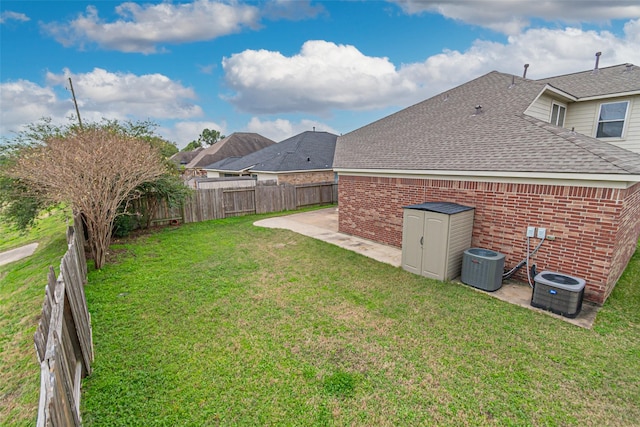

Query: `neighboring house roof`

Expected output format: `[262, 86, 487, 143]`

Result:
[205, 130, 338, 173]
[184, 132, 275, 169]
[535, 63, 639, 99]
[334, 68, 640, 176]
[169, 147, 204, 166]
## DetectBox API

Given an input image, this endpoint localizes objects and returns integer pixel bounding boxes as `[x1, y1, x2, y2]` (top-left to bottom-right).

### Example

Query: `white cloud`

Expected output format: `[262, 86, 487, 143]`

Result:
[222, 40, 419, 114]
[198, 64, 216, 75]
[45, 68, 202, 119]
[401, 23, 640, 91]
[0, 11, 30, 24]
[624, 18, 640, 44]
[1, 68, 204, 140]
[392, 0, 640, 35]
[245, 117, 339, 142]
[42, 0, 260, 54]
[161, 121, 228, 149]
[0, 80, 72, 137]
[222, 22, 640, 114]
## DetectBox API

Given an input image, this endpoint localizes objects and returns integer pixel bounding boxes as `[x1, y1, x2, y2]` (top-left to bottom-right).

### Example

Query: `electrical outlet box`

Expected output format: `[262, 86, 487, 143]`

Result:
[526, 226, 536, 237]
[537, 228, 546, 239]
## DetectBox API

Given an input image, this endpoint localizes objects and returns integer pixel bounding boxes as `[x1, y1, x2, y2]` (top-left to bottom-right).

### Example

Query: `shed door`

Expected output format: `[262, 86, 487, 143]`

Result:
[421, 214, 449, 280]
[401, 210, 424, 275]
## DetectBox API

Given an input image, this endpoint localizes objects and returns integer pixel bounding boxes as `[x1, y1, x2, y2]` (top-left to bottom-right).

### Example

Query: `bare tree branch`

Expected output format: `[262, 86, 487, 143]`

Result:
[8, 128, 167, 269]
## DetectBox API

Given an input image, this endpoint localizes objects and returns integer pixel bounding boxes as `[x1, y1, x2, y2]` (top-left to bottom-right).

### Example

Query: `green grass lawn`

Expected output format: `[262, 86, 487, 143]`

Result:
[0, 209, 69, 425]
[76, 214, 640, 426]
[0, 207, 71, 253]
[2, 209, 638, 426]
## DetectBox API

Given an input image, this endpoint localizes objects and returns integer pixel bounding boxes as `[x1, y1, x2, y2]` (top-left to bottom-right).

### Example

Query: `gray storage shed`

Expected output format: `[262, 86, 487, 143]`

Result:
[402, 202, 475, 281]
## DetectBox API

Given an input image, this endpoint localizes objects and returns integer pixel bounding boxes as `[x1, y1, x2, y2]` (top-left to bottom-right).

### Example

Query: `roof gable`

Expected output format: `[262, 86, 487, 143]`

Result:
[169, 147, 203, 165]
[535, 63, 640, 99]
[205, 131, 337, 173]
[185, 132, 275, 169]
[334, 69, 640, 176]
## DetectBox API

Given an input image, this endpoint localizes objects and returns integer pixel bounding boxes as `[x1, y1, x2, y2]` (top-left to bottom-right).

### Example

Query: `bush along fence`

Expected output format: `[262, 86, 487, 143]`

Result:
[34, 215, 93, 426]
[136, 181, 338, 227]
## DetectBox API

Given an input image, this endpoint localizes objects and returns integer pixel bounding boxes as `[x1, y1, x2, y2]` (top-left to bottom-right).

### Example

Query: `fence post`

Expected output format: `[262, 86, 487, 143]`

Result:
[35, 216, 92, 427]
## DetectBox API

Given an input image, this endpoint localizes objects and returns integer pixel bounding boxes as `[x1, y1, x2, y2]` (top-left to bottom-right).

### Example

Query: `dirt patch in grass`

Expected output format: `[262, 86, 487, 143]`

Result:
[104, 247, 135, 264]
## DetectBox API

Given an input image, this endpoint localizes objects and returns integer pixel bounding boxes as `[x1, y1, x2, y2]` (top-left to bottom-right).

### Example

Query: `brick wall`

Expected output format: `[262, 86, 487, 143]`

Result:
[277, 171, 335, 185]
[606, 182, 640, 301]
[338, 175, 640, 304]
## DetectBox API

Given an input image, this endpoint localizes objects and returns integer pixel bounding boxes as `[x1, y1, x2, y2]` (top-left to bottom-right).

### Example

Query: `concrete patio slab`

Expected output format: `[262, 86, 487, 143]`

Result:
[254, 207, 401, 267]
[254, 207, 599, 328]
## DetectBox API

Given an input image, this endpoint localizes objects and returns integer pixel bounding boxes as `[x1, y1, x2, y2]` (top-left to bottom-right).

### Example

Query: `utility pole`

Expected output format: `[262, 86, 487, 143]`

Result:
[68, 77, 83, 129]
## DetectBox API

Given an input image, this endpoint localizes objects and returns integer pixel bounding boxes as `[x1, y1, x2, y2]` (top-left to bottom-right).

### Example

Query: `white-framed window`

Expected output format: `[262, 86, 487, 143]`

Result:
[550, 102, 566, 127]
[596, 101, 629, 138]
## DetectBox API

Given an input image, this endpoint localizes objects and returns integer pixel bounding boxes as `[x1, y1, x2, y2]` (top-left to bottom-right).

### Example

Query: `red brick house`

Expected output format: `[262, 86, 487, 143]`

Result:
[334, 64, 640, 305]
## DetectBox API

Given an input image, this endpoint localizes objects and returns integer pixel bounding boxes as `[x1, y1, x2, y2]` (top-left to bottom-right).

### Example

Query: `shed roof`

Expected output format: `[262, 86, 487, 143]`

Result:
[334, 68, 640, 175]
[404, 202, 474, 215]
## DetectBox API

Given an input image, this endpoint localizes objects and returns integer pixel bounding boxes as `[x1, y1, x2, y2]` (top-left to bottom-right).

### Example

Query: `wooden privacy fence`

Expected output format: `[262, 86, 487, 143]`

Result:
[145, 181, 338, 226]
[34, 217, 93, 427]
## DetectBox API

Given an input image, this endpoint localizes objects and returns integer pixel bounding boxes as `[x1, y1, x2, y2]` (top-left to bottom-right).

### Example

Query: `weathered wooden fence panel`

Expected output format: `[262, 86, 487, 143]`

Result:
[223, 187, 256, 216]
[255, 183, 283, 213]
[296, 182, 335, 207]
[181, 188, 225, 223]
[144, 181, 337, 225]
[146, 198, 183, 226]
[35, 215, 92, 427]
[281, 184, 298, 211]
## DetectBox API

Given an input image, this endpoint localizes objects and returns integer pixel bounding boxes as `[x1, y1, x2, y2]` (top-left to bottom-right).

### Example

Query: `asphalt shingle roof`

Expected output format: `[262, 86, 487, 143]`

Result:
[536, 63, 640, 99]
[205, 131, 337, 173]
[185, 132, 275, 169]
[334, 68, 640, 175]
[169, 147, 203, 165]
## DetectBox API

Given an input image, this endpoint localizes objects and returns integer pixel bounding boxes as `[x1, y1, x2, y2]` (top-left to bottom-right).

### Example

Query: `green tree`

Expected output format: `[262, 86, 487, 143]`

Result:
[198, 128, 224, 146]
[180, 128, 225, 151]
[99, 118, 179, 158]
[133, 175, 193, 229]
[181, 140, 203, 152]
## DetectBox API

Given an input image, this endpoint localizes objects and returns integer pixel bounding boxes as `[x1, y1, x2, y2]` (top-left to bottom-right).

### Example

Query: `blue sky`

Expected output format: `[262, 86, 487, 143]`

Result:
[1, 1, 639, 148]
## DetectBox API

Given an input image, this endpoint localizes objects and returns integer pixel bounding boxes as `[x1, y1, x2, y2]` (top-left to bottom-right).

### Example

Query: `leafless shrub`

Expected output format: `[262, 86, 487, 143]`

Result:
[8, 127, 167, 268]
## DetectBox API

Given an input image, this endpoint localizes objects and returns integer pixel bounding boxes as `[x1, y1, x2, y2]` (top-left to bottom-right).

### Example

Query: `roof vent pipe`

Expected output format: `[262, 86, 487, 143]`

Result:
[523, 64, 529, 79]
[475, 105, 482, 114]
[594, 52, 602, 70]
